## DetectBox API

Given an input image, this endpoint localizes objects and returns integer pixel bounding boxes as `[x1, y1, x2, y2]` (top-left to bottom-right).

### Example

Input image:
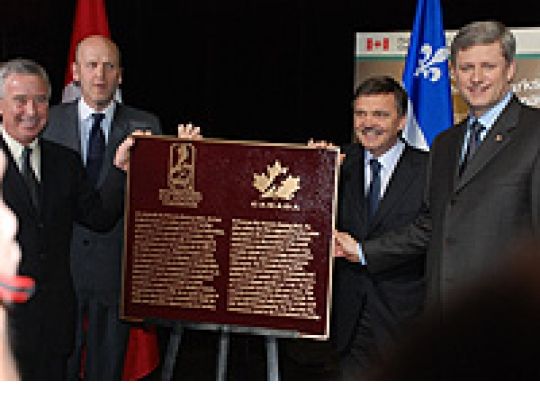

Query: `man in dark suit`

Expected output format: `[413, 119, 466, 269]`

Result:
[334, 21, 540, 373]
[331, 76, 427, 379]
[0, 58, 130, 379]
[42, 35, 162, 380]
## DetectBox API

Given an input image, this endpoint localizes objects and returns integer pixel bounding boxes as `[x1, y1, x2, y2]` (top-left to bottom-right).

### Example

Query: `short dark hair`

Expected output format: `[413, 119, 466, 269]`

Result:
[353, 76, 408, 117]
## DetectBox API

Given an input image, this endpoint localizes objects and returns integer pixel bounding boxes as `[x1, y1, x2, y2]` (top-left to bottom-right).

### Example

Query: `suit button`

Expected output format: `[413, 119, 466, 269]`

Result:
[39, 253, 46, 261]
[83, 239, 90, 246]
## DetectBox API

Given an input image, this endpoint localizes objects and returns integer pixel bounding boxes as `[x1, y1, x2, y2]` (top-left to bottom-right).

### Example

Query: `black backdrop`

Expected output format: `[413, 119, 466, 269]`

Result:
[2, 0, 538, 145]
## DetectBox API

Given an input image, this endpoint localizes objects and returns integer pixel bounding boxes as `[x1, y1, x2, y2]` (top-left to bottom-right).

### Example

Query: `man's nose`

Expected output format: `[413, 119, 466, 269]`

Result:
[95, 64, 105, 78]
[471, 66, 484, 83]
[24, 99, 37, 116]
[362, 114, 377, 127]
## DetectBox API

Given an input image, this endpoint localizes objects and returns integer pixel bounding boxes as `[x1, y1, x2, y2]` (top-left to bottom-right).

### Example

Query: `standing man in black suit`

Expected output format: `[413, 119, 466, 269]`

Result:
[42, 35, 162, 380]
[0, 58, 131, 379]
[335, 21, 540, 374]
[331, 76, 427, 379]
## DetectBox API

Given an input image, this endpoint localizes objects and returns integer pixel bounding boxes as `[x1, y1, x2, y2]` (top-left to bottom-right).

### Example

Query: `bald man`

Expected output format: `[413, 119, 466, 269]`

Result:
[43, 35, 162, 380]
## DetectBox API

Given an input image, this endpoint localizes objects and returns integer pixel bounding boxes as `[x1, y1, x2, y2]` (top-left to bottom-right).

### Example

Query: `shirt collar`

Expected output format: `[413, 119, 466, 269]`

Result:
[471, 91, 513, 132]
[78, 97, 116, 126]
[364, 139, 405, 171]
[1, 124, 39, 158]
[1, 125, 41, 179]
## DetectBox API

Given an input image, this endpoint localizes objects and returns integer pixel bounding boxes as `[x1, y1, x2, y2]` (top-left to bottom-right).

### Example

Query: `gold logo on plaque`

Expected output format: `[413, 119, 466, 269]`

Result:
[159, 143, 202, 207]
[252, 160, 300, 210]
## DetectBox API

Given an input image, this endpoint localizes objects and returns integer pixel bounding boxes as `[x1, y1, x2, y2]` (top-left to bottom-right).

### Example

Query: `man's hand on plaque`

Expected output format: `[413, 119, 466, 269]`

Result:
[114, 129, 151, 172]
[307, 139, 345, 166]
[178, 123, 202, 140]
[333, 230, 360, 263]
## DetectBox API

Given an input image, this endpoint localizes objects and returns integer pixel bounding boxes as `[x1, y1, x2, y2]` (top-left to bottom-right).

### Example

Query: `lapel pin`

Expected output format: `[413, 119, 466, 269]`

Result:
[495, 134, 504, 142]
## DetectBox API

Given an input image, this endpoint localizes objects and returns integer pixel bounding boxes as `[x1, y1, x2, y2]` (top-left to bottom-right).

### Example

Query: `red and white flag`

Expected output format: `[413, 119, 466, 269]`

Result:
[64, 0, 160, 380]
[366, 36, 390, 51]
[63, 0, 111, 102]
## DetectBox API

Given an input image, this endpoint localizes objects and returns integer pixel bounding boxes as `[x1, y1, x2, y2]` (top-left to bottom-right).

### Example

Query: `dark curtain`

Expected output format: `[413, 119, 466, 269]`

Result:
[1, 0, 536, 143]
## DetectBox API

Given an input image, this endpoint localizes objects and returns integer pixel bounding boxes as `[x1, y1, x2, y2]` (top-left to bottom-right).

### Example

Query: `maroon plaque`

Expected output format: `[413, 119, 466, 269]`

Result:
[122, 135, 339, 338]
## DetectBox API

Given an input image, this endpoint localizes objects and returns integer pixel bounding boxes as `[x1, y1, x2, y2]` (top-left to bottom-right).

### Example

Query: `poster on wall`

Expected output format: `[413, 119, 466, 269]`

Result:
[355, 28, 540, 123]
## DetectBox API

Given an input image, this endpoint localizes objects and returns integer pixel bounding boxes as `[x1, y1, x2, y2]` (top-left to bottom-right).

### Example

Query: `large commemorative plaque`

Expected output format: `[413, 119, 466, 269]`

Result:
[121, 135, 339, 339]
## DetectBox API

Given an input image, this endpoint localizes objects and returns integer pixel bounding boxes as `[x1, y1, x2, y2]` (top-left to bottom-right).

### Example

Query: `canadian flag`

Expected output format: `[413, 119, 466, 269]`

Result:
[366, 37, 390, 51]
[64, 0, 159, 380]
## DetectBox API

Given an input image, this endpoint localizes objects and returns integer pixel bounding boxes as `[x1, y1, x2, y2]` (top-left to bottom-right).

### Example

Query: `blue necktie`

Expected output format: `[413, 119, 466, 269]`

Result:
[367, 158, 382, 222]
[21, 147, 39, 209]
[87, 113, 106, 186]
[459, 119, 484, 176]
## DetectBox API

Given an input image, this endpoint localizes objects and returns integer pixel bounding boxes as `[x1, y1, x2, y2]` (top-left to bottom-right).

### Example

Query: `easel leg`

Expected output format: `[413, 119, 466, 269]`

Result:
[216, 326, 230, 381]
[266, 336, 280, 381]
[161, 323, 184, 380]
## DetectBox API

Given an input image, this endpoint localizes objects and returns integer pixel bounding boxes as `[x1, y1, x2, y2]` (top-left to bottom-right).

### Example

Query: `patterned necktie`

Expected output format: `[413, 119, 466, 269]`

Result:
[21, 147, 40, 209]
[459, 119, 484, 176]
[87, 113, 106, 186]
[367, 158, 382, 222]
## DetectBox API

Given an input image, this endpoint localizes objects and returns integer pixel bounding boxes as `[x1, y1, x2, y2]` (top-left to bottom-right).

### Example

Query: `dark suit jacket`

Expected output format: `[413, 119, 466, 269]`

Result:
[1, 136, 124, 356]
[332, 142, 427, 352]
[43, 101, 161, 305]
[364, 96, 540, 313]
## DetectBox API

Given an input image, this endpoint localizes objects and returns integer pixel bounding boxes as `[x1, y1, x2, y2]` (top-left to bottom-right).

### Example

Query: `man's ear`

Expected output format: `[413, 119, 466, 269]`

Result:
[398, 114, 407, 132]
[449, 63, 456, 81]
[72, 62, 80, 83]
[507, 60, 516, 83]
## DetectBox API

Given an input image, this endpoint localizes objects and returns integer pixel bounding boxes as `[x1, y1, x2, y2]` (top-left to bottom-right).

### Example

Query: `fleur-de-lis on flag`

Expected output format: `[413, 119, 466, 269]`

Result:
[413, 43, 449, 82]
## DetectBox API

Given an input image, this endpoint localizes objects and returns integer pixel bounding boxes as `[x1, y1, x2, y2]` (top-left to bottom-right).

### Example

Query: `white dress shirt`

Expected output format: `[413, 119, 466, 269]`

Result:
[363, 140, 405, 200]
[77, 98, 116, 165]
[1, 125, 41, 181]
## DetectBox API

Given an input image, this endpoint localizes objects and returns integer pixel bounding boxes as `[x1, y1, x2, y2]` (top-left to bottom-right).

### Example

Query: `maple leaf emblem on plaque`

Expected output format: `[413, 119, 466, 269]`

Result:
[253, 160, 300, 200]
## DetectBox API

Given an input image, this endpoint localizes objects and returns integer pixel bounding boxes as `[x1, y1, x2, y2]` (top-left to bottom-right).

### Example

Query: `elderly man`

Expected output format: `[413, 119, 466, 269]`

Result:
[0, 58, 131, 379]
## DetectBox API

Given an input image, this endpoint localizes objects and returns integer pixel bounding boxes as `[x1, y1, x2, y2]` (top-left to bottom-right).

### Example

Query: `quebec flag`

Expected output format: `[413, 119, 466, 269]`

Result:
[402, 0, 453, 150]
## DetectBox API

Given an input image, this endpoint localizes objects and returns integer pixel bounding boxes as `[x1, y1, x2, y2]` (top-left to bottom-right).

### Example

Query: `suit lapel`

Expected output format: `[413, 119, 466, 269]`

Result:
[369, 145, 419, 229]
[98, 104, 130, 185]
[39, 140, 54, 220]
[57, 102, 82, 154]
[456, 97, 520, 190]
[0, 136, 40, 217]
[340, 144, 369, 237]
